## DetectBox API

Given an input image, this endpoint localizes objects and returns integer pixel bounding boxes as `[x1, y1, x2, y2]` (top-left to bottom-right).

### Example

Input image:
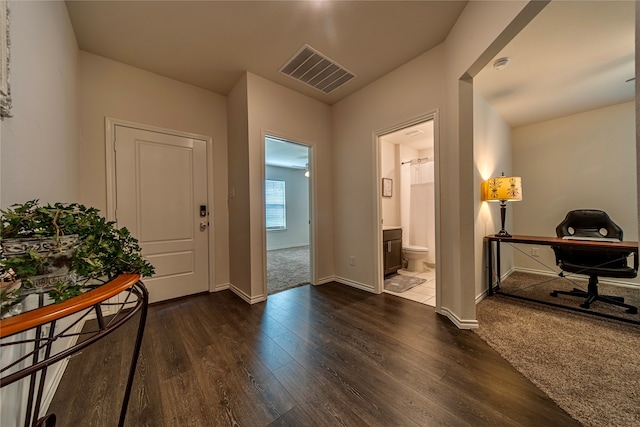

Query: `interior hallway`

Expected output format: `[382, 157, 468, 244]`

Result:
[48, 282, 578, 426]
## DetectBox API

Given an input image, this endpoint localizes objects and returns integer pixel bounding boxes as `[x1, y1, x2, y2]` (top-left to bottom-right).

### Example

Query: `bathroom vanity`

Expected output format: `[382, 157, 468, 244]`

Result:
[383, 227, 402, 276]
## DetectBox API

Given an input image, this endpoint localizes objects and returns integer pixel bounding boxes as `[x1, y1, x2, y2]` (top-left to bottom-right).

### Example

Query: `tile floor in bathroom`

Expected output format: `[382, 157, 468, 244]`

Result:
[384, 267, 436, 307]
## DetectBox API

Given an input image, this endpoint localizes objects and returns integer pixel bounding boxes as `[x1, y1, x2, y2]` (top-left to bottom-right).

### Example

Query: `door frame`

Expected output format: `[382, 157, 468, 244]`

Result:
[373, 110, 441, 307]
[261, 130, 316, 298]
[105, 117, 215, 292]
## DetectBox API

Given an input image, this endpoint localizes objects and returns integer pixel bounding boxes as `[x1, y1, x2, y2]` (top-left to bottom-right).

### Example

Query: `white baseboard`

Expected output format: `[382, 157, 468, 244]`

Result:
[316, 275, 337, 285]
[475, 290, 488, 305]
[476, 267, 515, 305]
[228, 283, 266, 304]
[308, 276, 378, 294]
[211, 282, 230, 292]
[437, 306, 479, 329]
[501, 267, 516, 281]
[332, 276, 375, 293]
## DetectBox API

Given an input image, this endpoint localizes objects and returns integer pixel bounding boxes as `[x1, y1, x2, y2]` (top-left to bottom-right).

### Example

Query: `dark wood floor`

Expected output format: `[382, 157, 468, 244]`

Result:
[48, 282, 579, 426]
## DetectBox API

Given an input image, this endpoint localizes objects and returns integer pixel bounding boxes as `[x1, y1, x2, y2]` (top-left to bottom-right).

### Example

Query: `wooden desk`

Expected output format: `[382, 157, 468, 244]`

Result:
[485, 234, 639, 296]
[484, 234, 639, 324]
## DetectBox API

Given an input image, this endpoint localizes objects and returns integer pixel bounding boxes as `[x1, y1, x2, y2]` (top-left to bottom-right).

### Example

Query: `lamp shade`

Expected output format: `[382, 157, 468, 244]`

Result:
[482, 176, 522, 202]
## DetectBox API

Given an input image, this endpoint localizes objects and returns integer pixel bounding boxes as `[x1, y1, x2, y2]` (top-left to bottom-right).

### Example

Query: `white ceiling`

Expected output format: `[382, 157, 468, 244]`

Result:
[65, 0, 467, 105]
[265, 137, 309, 169]
[474, 1, 636, 128]
[64, 1, 635, 165]
[380, 120, 434, 152]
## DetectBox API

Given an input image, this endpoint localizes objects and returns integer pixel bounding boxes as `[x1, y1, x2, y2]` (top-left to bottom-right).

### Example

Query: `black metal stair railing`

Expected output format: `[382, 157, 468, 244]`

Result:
[0, 276, 148, 427]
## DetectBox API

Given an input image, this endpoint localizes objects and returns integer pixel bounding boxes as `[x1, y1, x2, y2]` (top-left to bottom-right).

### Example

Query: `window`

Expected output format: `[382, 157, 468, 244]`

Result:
[265, 179, 286, 230]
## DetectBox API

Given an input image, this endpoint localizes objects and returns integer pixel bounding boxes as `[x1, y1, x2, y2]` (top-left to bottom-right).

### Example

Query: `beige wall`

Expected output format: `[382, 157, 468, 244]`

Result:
[474, 91, 514, 298]
[512, 101, 638, 285]
[78, 51, 230, 288]
[380, 140, 400, 227]
[441, 0, 536, 325]
[1, 0, 574, 334]
[227, 72, 333, 301]
[227, 74, 252, 298]
[0, 2, 79, 424]
[1, 0, 79, 208]
[332, 1, 529, 327]
[0, 3, 572, 421]
[332, 45, 446, 291]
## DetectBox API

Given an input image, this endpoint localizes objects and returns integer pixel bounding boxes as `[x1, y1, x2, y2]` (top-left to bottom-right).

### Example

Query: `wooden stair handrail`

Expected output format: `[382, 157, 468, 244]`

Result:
[0, 273, 141, 338]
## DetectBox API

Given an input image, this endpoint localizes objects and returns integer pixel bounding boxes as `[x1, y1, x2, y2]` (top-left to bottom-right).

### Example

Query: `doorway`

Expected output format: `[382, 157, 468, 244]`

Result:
[264, 136, 312, 294]
[378, 117, 437, 307]
[107, 120, 211, 304]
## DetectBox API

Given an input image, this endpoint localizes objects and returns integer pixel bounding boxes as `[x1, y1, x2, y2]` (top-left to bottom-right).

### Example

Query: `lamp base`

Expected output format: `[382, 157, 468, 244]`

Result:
[497, 200, 512, 237]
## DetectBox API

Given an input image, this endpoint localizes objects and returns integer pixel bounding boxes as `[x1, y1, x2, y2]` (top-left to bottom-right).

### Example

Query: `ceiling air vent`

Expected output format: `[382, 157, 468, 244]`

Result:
[280, 45, 355, 94]
[404, 129, 424, 137]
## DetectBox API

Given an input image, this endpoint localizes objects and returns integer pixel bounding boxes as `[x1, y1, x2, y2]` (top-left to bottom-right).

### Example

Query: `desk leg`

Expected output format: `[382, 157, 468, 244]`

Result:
[496, 241, 501, 291]
[487, 240, 493, 296]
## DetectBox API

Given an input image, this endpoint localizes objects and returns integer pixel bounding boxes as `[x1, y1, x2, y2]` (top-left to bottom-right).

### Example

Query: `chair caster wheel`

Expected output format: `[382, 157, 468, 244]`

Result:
[550, 292, 558, 297]
[580, 303, 591, 309]
[627, 308, 638, 314]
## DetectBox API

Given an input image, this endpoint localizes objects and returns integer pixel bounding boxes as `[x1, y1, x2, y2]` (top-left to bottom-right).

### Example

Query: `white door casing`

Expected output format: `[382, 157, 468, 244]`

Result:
[113, 125, 209, 303]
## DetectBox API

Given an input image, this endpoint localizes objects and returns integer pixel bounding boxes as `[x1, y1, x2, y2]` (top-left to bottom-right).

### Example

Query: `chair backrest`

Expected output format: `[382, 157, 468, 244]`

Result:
[555, 209, 623, 241]
[554, 210, 628, 270]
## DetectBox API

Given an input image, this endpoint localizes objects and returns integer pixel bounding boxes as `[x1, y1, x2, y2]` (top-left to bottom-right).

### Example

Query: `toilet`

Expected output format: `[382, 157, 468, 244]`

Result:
[402, 245, 429, 272]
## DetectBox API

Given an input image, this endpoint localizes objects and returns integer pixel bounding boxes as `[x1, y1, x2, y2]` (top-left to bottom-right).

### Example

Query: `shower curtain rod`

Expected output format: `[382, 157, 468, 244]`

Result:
[401, 156, 432, 165]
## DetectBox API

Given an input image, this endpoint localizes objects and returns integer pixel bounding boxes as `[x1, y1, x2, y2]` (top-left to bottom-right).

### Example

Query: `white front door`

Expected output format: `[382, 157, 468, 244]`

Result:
[114, 125, 209, 303]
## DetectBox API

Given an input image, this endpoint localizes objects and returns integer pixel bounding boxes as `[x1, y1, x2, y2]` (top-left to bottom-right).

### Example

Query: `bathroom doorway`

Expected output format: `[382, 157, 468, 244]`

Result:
[264, 136, 312, 294]
[378, 117, 437, 307]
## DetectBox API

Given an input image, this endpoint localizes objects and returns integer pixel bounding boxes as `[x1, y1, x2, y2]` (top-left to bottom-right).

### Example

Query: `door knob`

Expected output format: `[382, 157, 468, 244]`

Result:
[200, 221, 209, 231]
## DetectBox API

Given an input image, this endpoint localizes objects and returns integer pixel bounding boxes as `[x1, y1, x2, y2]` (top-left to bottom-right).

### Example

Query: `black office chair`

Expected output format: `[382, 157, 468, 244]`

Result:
[550, 210, 638, 314]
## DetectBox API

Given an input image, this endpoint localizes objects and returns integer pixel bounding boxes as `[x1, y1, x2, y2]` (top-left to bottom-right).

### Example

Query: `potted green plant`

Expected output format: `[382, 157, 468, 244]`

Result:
[0, 200, 154, 311]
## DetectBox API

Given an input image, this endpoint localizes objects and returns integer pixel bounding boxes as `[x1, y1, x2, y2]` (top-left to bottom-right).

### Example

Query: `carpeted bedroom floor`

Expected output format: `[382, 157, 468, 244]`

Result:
[266, 246, 310, 294]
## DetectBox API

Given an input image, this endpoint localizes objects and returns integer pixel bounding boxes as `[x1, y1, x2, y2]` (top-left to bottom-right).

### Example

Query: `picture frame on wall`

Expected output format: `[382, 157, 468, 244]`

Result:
[382, 178, 392, 197]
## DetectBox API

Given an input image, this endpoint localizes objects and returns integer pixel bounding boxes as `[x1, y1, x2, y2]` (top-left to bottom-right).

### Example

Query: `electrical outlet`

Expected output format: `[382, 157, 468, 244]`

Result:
[349, 256, 355, 266]
[531, 247, 540, 257]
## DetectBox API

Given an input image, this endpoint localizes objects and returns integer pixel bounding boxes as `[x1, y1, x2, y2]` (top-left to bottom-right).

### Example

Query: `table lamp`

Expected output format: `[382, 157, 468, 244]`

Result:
[482, 173, 522, 237]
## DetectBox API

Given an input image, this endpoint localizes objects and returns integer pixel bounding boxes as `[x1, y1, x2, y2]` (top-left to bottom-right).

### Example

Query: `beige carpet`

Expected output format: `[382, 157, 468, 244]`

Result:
[496, 271, 640, 323]
[475, 272, 640, 427]
[267, 246, 310, 294]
